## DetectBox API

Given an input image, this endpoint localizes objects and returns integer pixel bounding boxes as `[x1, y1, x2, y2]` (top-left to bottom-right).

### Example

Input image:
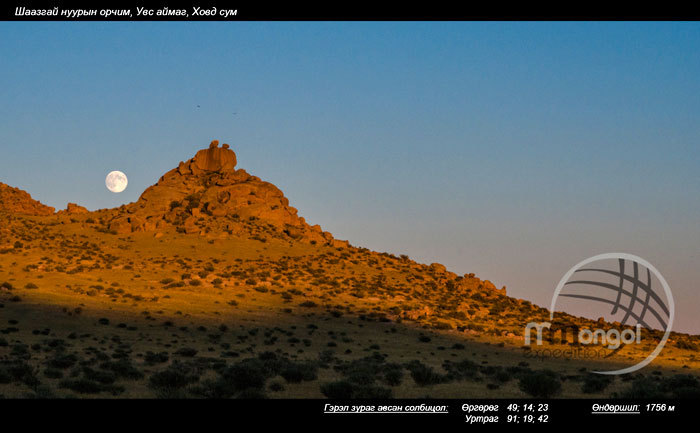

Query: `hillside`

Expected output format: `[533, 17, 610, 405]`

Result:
[1, 141, 699, 399]
[0, 182, 55, 216]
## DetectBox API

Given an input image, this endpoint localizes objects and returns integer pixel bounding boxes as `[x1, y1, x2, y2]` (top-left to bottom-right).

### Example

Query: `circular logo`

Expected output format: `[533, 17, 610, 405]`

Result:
[550, 253, 674, 375]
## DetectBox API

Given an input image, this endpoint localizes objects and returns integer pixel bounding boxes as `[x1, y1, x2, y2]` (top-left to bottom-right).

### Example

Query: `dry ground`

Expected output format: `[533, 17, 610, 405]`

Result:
[1, 213, 699, 398]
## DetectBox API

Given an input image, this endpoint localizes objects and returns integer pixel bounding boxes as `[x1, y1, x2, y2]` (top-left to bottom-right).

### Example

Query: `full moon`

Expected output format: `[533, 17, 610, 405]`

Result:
[105, 171, 128, 193]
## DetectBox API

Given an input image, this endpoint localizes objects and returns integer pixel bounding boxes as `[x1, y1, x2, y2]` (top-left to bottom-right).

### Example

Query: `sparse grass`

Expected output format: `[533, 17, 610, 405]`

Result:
[518, 370, 562, 398]
[0, 211, 697, 399]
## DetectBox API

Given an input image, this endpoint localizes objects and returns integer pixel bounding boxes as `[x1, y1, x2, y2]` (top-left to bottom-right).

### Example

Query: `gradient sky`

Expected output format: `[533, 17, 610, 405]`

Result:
[1, 22, 699, 333]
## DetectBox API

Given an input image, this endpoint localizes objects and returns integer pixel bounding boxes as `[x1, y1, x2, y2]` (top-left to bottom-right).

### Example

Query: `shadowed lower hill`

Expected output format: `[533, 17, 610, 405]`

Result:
[0, 140, 699, 399]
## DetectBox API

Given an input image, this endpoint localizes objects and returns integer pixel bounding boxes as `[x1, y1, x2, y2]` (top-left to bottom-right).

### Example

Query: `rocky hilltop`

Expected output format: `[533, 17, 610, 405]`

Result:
[0, 182, 55, 216]
[103, 140, 345, 246]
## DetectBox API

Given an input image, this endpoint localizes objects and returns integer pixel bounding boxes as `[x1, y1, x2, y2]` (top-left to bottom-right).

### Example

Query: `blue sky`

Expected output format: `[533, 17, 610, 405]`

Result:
[1, 22, 699, 332]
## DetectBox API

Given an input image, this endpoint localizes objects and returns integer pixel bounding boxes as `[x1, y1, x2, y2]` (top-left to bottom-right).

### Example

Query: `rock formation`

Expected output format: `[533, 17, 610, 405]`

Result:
[59, 203, 89, 214]
[106, 140, 346, 247]
[0, 182, 55, 216]
[190, 140, 237, 172]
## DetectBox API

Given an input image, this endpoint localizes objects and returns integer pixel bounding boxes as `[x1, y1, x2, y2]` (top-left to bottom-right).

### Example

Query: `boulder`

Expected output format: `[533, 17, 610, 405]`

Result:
[109, 218, 132, 234]
[184, 216, 198, 234]
[482, 280, 497, 291]
[430, 263, 447, 274]
[191, 140, 237, 172]
[64, 203, 88, 214]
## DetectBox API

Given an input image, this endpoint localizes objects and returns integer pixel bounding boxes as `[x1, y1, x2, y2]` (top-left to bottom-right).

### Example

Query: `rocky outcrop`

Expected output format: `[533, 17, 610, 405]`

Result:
[0, 182, 55, 216]
[190, 140, 237, 172]
[104, 140, 346, 246]
[59, 203, 89, 214]
[481, 279, 507, 295]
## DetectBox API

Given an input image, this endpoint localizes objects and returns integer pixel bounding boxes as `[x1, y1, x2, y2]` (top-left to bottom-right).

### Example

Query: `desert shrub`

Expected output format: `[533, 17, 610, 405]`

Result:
[24, 385, 57, 399]
[48, 353, 78, 369]
[11, 343, 30, 359]
[480, 365, 501, 376]
[188, 379, 232, 399]
[44, 368, 64, 379]
[674, 339, 699, 350]
[443, 359, 480, 381]
[518, 370, 562, 398]
[333, 354, 401, 387]
[280, 362, 317, 383]
[617, 376, 665, 398]
[175, 347, 198, 357]
[615, 374, 700, 398]
[83, 367, 117, 384]
[59, 378, 104, 394]
[340, 360, 379, 385]
[99, 359, 144, 380]
[318, 349, 334, 364]
[24, 283, 38, 289]
[195, 361, 267, 399]
[581, 374, 613, 394]
[405, 360, 446, 386]
[184, 195, 200, 210]
[494, 369, 514, 383]
[299, 301, 317, 308]
[431, 320, 453, 330]
[0, 368, 11, 384]
[149, 367, 198, 391]
[664, 374, 700, 398]
[0, 361, 40, 386]
[269, 381, 285, 392]
[383, 364, 404, 386]
[222, 360, 270, 391]
[201, 353, 316, 397]
[145, 351, 169, 365]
